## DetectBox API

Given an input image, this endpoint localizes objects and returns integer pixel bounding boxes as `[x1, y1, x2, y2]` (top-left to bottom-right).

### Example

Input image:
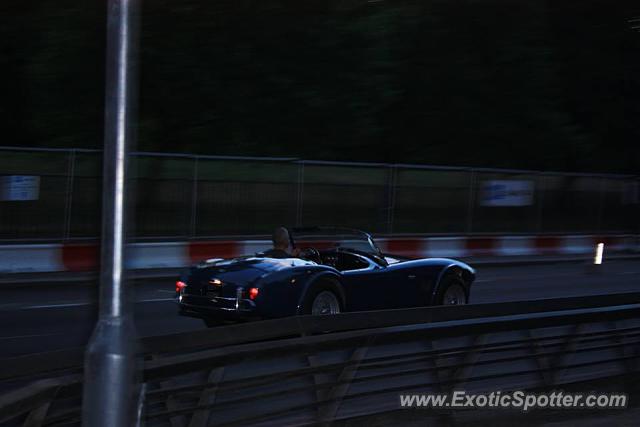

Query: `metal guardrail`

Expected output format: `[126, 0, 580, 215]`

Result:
[2, 292, 639, 383]
[1, 292, 640, 426]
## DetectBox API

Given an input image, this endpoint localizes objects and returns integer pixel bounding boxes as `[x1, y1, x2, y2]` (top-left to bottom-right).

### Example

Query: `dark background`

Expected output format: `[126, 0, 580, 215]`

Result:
[1, 0, 639, 173]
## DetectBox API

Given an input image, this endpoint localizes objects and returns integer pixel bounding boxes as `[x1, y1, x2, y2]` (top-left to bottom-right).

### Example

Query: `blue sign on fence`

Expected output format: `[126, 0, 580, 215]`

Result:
[481, 180, 534, 207]
[0, 175, 40, 201]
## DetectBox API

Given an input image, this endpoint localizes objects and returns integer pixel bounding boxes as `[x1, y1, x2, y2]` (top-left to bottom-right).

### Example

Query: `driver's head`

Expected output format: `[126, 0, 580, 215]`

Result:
[272, 227, 290, 251]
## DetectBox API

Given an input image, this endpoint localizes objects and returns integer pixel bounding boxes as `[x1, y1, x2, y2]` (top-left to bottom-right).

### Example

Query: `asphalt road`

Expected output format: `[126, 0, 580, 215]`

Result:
[1, 259, 639, 359]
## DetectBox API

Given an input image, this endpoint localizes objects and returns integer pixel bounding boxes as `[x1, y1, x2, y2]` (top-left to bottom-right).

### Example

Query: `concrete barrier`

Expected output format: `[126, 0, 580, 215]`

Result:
[127, 242, 189, 269]
[0, 244, 62, 273]
[0, 235, 638, 274]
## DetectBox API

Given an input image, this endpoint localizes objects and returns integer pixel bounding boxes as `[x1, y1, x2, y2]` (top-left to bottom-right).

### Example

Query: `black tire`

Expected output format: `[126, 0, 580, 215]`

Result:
[435, 275, 468, 305]
[301, 282, 344, 315]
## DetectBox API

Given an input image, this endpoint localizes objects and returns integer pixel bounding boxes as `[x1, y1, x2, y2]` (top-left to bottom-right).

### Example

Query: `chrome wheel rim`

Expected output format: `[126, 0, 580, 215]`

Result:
[311, 291, 340, 315]
[443, 284, 467, 305]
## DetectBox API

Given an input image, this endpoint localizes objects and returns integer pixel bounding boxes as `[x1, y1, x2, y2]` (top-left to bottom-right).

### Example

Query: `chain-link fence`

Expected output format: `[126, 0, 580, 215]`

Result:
[0, 147, 638, 241]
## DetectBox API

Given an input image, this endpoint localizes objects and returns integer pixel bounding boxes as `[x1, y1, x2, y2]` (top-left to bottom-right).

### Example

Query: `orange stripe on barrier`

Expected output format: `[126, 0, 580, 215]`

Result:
[534, 236, 561, 254]
[594, 235, 615, 245]
[383, 239, 424, 258]
[465, 238, 497, 255]
[62, 243, 99, 272]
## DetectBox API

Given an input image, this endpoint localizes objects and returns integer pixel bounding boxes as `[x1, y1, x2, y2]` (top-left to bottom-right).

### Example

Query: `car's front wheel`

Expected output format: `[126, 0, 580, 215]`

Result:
[436, 276, 468, 305]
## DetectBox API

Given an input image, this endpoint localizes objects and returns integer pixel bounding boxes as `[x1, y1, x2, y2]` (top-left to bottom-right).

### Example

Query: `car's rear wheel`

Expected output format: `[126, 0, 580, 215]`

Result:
[311, 290, 341, 315]
[300, 279, 345, 316]
[436, 276, 468, 305]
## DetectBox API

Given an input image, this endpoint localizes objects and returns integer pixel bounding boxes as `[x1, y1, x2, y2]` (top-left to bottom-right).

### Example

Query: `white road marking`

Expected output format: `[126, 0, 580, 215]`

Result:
[476, 272, 608, 283]
[21, 297, 174, 310]
[139, 297, 175, 303]
[474, 271, 639, 284]
[24, 302, 90, 310]
[0, 332, 63, 340]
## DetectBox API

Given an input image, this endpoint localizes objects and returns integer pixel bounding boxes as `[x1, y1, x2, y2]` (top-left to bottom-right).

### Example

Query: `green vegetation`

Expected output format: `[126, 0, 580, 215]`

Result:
[1, 0, 638, 173]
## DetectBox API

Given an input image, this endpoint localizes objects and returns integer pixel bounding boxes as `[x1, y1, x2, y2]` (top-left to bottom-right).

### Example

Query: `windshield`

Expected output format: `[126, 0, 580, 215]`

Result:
[290, 227, 382, 257]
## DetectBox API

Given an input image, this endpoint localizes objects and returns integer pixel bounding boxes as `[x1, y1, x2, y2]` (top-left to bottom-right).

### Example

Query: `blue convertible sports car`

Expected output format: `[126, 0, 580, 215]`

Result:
[176, 228, 475, 326]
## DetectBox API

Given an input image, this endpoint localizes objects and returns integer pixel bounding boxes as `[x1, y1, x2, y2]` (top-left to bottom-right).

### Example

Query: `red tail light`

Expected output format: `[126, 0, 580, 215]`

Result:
[249, 287, 259, 300]
[176, 281, 187, 293]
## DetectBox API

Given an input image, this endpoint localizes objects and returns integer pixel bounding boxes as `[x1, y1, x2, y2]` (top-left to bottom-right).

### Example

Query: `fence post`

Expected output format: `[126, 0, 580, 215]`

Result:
[296, 161, 305, 227]
[190, 156, 199, 237]
[596, 177, 607, 233]
[466, 170, 476, 234]
[386, 165, 397, 234]
[63, 150, 76, 240]
[536, 172, 545, 233]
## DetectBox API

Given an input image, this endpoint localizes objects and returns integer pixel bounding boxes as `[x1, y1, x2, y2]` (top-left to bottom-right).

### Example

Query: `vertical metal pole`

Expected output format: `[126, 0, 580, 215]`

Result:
[190, 157, 199, 237]
[295, 161, 305, 227]
[82, 1, 139, 426]
[63, 150, 76, 240]
[466, 170, 476, 234]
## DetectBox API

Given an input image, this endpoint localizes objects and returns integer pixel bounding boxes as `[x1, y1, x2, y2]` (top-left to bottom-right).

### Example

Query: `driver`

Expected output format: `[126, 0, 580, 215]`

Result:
[260, 227, 300, 258]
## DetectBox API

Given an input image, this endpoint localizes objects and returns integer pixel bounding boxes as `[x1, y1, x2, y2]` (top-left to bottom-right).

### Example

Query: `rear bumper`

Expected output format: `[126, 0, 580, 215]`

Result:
[177, 293, 260, 321]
